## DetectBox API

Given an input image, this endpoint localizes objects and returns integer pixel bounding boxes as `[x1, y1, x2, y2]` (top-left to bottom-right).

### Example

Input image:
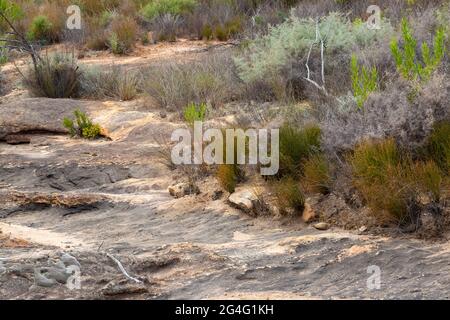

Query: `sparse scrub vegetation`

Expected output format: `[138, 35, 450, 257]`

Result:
[142, 53, 239, 111]
[0, 0, 449, 235]
[80, 66, 140, 101]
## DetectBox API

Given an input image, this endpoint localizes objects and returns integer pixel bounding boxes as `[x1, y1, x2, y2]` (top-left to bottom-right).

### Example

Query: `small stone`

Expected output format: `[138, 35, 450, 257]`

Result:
[358, 226, 367, 233]
[61, 253, 81, 267]
[313, 222, 330, 231]
[228, 189, 259, 215]
[168, 183, 199, 198]
[34, 268, 57, 288]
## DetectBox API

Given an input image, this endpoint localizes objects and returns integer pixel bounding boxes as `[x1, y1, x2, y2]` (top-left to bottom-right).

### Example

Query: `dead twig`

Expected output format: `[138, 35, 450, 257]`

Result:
[106, 253, 142, 284]
[303, 20, 327, 95]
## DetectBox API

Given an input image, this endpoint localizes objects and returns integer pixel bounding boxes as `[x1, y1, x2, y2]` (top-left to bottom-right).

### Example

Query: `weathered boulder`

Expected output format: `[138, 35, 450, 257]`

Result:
[168, 183, 200, 198]
[0, 98, 99, 140]
[228, 188, 261, 216]
[313, 222, 330, 231]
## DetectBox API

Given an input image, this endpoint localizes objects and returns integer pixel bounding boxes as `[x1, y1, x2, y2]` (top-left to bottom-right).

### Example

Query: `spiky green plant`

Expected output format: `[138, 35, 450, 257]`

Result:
[351, 54, 378, 109]
[63, 110, 102, 140]
[183, 102, 207, 127]
[390, 18, 446, 82]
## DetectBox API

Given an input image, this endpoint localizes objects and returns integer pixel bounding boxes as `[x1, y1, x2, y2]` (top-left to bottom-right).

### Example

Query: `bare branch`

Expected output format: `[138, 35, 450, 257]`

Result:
[106, 253, 142, 284]
[302, 20, 327, 95]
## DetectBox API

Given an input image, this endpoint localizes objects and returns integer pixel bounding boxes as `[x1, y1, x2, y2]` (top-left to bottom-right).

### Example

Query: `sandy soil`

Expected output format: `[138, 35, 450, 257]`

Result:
[1, 41, 450, 300]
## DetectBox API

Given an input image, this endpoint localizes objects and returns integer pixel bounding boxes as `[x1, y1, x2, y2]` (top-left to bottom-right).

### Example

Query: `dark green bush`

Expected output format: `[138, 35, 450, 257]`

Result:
[278, 124, 321, 178]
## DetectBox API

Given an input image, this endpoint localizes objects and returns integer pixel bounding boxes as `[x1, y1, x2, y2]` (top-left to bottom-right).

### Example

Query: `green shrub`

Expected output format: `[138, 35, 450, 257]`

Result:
[24, 51, 81, 98]
[279, 124, 321, 178]
[424, 121, 450, 174]
[351, 54, 378, 109]
[217, 164, 238, 193]
[273, 177, 305, 215]
[142, 0, 197, 20]
[108, 15, 137, 54]
[390, 18, 446, 82]
[302, 154, 331, 194]
[183, 102, 207, 127]
[350, 138, 445, 224]
[63, 110, 102, 140]
[235, 12, 391, 83]
[27, 15, 53, 43]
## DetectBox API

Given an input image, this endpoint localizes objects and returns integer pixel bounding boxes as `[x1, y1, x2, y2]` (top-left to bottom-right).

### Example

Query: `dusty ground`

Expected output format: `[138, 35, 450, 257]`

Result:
[1, 41, 450, 300]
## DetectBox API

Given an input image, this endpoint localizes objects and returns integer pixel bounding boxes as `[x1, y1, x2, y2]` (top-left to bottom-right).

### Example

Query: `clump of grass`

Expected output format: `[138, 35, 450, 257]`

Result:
[217, 164, 238, 193]
[80, 66, 139, 101]
[424, 121, 450, 174]
[278, 124, 321, 178]
[23, 51, 81, 98]
[272, 177, 305, 215]
[63, 110, 102, 140]
[183, 102, 207, 127]
[142, 53, 239, 111]
[350, 138, 414, 223]
[414, 161, 443, 202]
[302, 154, 332, 194]
[350, 138, 445, 224]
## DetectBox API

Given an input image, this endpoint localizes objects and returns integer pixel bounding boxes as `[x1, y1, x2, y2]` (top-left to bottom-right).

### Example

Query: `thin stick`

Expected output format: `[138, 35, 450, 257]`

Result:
[106, 253, 142, 284]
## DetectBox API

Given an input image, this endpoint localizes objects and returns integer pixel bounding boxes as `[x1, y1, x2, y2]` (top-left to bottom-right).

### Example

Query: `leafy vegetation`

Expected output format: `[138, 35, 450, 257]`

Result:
[183, 102, 207, 127]
[63, 110, 102, 140]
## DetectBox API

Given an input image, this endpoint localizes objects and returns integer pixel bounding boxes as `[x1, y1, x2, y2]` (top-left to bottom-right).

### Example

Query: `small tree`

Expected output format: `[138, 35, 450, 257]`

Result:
[390, 18, 446, 82]
[351, 54, 378, 109]
[0, 0, 42, 81]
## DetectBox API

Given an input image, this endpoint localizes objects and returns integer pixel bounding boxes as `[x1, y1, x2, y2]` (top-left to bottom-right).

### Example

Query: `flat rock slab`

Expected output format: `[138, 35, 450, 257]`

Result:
[0, 98, 103, 140]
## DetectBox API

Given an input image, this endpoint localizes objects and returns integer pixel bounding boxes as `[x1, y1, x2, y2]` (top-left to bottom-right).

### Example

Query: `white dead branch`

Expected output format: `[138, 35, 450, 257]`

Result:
[106, 253, 142, 284]
[303, 20, 327, 95]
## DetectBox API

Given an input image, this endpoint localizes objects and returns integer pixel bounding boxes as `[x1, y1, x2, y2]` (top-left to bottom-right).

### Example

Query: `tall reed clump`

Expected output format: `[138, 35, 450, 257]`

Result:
[24, 51, 81, 98]
[278, 124, 321, 178]
[350, 138, 445, 224]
